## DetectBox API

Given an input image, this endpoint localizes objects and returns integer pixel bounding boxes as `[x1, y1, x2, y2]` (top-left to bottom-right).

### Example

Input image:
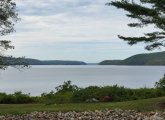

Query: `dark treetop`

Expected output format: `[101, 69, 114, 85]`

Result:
[108, 0, 165, 50]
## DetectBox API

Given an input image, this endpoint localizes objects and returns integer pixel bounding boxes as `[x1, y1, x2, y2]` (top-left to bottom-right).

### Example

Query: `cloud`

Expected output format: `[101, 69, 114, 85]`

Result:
[2, 0, 161, 61]
[4, 0, 129, 42]
[16, 0, 108, 16]
[7, 40, 149, 62]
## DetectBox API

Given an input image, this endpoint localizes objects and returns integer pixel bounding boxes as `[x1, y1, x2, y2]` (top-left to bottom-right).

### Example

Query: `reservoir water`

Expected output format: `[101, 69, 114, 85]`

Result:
[0, 65, 165, 96]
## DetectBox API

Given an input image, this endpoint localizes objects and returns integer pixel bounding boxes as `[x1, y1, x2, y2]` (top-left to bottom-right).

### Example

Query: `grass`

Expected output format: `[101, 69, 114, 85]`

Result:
[0, 96, 165, 115]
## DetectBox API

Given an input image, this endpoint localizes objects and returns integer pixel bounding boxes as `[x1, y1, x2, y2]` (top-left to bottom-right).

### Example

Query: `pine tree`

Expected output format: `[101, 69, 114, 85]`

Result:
[107, 0, 165, 50]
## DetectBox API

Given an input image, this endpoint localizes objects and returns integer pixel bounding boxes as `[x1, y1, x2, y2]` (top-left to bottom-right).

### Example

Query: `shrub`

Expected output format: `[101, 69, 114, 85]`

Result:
[42, 81, 79, 104]
[0, 91, 36, 104]
[13, 91, 34, 104]
[55, 81, 79, 93]
[155, 74, 165, 90]
[40, 80, 165, 104]
[72, 86, 100, 102]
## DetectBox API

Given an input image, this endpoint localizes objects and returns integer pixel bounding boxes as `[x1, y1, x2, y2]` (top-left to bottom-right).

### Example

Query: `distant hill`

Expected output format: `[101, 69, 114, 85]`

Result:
[3, 58, 87, 65]
[23, 59, 87, 65]
[99, 51, 165, 65]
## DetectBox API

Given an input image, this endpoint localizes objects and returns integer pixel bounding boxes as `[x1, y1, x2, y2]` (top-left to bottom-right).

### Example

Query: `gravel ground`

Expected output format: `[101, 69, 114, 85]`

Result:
[0, 109, 165, 120]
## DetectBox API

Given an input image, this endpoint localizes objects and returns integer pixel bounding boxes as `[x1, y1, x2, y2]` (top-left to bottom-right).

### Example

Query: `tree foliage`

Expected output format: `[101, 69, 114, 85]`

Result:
[155, 74, 165, 90]
[55, 81, 79, 93]
[108, 0, 165, 50]
[0, 0, 20, 69]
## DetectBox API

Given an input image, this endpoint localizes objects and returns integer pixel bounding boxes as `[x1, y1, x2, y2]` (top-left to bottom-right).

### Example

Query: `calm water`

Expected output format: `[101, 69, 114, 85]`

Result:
[0, 65, 165, 96]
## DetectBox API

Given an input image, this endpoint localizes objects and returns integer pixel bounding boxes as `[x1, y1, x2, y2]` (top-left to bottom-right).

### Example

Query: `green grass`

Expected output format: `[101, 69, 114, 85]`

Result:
[0, 97, 165, 115]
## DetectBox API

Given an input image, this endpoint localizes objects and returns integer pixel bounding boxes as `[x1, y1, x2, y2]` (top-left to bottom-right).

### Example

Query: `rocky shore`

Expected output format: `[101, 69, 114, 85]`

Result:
[0, 109, 164, 120]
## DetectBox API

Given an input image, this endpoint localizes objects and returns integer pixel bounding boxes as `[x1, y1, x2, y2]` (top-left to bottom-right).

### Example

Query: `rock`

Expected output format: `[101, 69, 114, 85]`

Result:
[151, 113, 164, 120]
[99, 96, 112, 102]
[86, 98, 99, 103]
[0, 109, 165, 120]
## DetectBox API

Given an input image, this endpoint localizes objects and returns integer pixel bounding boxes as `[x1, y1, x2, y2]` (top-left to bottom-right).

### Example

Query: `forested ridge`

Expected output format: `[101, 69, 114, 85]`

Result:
[99, 51, 165, 65]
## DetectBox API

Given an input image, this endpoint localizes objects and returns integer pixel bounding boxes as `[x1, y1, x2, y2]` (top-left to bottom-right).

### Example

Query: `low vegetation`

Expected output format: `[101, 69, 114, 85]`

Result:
[42, 81, 165, 104]
[1, 75, 165, 105]
[0, 91, 38, 104]
[0, 76, 165, 114]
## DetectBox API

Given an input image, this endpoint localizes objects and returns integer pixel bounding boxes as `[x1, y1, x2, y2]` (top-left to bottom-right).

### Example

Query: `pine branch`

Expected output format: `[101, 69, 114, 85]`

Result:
[108, 0, 165, 50]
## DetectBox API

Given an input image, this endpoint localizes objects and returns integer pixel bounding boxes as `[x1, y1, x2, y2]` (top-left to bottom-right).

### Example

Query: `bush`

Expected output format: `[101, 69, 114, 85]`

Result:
[0, 91, 36, 104]
[13, 91, 34, 104]
[72, 86, 100, 102]
[155, 74, 165, 90]
[42, 91, 74, 105]
[42, 81, 79, 104]
[72, 85, 165, 103]
[55, 81, 79, 93]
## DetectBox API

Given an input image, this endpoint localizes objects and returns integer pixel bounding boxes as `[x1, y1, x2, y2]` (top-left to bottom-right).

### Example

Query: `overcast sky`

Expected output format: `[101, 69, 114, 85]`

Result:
[2, 0, 164, 62]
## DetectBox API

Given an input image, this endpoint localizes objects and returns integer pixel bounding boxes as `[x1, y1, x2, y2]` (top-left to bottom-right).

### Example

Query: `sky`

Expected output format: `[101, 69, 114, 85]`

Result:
[2, 0, 164, 62]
